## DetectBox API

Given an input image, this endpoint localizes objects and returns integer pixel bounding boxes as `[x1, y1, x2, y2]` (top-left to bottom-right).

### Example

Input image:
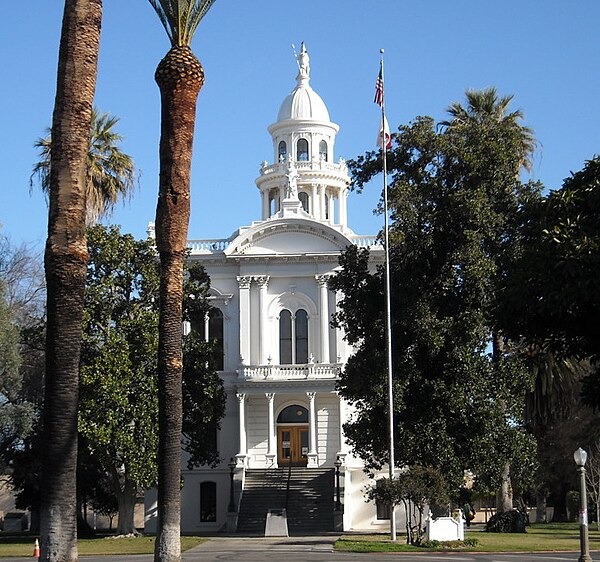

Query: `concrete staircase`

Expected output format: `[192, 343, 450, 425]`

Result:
[236, 467, 335, 535]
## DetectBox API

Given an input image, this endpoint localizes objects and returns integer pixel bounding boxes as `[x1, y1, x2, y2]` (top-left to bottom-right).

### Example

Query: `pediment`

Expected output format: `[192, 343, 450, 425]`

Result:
[224, 219, 352, 257]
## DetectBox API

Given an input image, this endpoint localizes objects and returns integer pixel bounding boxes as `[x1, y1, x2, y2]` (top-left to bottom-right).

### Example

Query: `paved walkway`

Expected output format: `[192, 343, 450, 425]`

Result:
[6, 537, 597, 562]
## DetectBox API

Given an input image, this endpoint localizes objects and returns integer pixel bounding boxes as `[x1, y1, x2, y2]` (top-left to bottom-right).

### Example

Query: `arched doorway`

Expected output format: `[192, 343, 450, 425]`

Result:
[277, 405, 309, 466]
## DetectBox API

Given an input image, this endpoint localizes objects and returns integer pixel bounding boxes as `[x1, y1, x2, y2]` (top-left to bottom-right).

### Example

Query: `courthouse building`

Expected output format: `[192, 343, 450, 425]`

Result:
[145, 44, 393, 535]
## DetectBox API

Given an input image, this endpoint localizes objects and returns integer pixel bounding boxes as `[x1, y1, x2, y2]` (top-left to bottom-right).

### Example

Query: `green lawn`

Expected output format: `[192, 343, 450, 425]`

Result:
[0, 535, 206, 558]
[336, 522, 600, 553]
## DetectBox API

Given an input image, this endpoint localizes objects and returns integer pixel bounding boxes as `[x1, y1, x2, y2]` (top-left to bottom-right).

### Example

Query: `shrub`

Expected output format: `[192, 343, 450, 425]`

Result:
[486, 510, 527, 533]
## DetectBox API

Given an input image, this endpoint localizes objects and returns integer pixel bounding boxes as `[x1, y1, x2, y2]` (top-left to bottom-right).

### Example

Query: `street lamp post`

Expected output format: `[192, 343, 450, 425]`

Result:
[574, 447, 592, 562]
[334, 456, 342, 511]
[228, 457, 236, 513]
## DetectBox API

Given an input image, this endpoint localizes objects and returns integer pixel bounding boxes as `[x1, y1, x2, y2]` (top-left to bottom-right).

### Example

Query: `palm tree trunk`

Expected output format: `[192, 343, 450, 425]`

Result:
[40, 1, 102, 561]
[153, 45, 203, 562]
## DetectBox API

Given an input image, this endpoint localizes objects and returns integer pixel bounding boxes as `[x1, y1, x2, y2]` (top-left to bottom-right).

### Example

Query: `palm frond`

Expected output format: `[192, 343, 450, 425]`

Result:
[148, 0, 216, 46]
[441, 87, 537, 171]
[31, 108, 135, 226]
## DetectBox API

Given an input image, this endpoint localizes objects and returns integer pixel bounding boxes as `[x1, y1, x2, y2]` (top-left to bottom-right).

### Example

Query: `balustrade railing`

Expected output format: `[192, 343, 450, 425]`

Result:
[259, 159, 348, 176]
[187, 238, 231, 254]
[240, 363, 342, 380]
[351, 235, 382, 248]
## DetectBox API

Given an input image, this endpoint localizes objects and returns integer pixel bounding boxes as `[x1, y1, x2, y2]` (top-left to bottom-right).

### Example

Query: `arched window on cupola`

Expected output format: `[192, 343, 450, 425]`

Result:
[296, 138, 309, 161]
[298, 192, 309, 213]
[319, 140, 328, 162]
[278, 140, 287, 162]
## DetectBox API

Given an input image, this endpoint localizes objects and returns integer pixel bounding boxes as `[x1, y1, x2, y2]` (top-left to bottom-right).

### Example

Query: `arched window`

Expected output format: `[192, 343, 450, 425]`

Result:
[279, 309, 309, 364]
[319, 140, 328, 161]
[279, 310, 293, 364]
[278, 140, 287, 162]
[277, 405, 308, 423]
[296, 139, 309, 161]
[295, 309, 308, 364]
[200, 481, 217, 522]
[298, 192, 309, 213]
[197, 307, 224, 370]
[209, 308, 224, 370]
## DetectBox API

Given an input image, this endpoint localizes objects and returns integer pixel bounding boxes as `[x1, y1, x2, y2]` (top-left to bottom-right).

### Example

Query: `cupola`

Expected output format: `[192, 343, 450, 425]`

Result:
[255, 44, 351, 232]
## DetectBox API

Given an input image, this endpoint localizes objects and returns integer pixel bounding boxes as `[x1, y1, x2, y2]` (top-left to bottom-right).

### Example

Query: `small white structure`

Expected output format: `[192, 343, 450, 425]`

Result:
[145, 43, 402, 535]
[425, 510, 465, 542]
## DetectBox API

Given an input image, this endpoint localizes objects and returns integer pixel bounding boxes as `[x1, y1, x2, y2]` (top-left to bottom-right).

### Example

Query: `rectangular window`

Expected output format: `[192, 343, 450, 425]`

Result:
[375, 480, 392, 520]
[200, 481, 217, 522]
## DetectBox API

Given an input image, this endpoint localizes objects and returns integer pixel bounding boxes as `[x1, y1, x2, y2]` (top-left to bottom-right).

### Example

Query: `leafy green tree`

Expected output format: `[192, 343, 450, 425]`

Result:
[32, 109, 135, 227]
[369, 466, 449, 545]
[181, 264, 226, 469]
[0, 231, 45, 531]
[79, 226, 225, 534]
[498, 156, 600, 517]
[147, 2, 216, 559]
[334, 89, 540, 503]
[501, 156, 600, 398]
[0, 280, 29, 464]
[79, 225, 159, 535]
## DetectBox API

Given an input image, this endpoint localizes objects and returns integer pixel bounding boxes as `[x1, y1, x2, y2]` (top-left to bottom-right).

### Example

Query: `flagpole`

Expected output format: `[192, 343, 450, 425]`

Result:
[378, 48, 397, 542]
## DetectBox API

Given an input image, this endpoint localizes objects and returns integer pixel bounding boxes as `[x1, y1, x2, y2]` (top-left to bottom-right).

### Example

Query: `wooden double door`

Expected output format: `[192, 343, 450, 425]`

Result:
[278, 425, 309, 466]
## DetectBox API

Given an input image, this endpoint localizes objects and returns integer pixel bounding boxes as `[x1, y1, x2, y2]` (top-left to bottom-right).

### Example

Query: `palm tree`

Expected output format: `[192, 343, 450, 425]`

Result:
[32, 109, 135, 226]
[147, 2, 216, 560]
[442, 87, 536, 172]
[442, 87, 538, 514]
[40, 1, 102, 561]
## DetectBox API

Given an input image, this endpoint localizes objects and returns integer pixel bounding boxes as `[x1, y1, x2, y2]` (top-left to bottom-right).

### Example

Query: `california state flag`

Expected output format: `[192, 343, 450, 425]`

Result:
[377, 115, 392, 149]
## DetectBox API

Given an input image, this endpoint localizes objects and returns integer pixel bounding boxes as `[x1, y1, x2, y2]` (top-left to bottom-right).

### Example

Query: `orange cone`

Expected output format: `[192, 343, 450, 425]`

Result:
[33, 538, 40, 558]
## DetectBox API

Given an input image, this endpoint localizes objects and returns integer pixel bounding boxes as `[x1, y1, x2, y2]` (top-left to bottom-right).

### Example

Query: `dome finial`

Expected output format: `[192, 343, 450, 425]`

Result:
[295, 42, 310, 85]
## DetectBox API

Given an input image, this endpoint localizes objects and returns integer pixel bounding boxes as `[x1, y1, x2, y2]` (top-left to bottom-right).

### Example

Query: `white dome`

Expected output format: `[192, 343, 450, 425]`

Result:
[277, 85, 330, 122]
[275, 43, 330, 123]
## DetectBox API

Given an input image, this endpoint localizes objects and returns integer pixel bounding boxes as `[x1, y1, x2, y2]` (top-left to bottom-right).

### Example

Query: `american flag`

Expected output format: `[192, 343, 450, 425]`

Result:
[374, 62, 384, 107]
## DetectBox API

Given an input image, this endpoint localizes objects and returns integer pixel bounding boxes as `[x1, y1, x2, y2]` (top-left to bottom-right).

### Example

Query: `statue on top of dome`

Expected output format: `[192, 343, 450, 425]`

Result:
[295, 42, 310, 80]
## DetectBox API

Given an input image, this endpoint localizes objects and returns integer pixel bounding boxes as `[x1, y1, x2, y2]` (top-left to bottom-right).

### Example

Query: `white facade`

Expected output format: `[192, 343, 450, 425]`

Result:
[145, 44, 394, 535]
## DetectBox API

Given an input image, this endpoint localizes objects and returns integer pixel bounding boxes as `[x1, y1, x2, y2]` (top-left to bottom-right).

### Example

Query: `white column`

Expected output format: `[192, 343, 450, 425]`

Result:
[279, 185, 285, 211]
[334, 287, 343, 363]
[339, 188, 348, 229]
[266, 393, 276, 466]
[236, 393, 247, 467]
[203, 311, 209, 342]
[307, 392, 318, 467]
[316, 275, 330, 364]
[311, 182, 319, 220]
[237, 276, 252, 366]
[337, 393, 347, 461]
[291, 311, 297, 365]
[262, 190, 270, 220]
[330, 193, 337, 225]
[319, 185, 326, 221]
[255, 276, 269, 364]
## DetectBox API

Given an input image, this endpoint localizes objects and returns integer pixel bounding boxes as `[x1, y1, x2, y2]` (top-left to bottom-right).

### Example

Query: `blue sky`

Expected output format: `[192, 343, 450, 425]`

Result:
[1, 1, 599, 249]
